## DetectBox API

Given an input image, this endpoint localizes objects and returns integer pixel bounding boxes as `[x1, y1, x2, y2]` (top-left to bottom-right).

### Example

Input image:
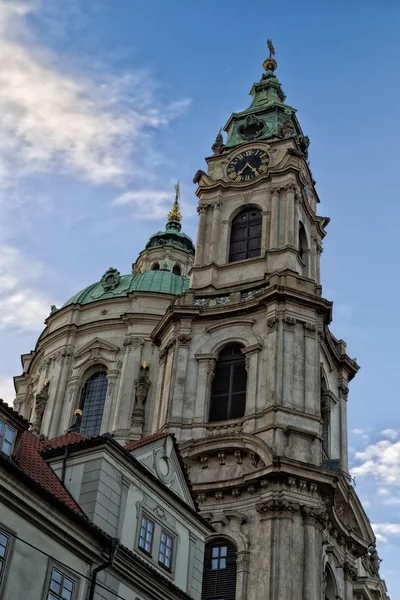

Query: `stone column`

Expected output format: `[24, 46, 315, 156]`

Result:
[171, 334, 191, 421]
[256, 500, 299, 600]
[316, 240, 323, 284]
[282, 316, 296, 409]
[209, 200, 221, 263]
[242, 343, 262, 416]
[194, 355, 215, 424]
[59, 375, 80, 432]
[339, 380, 349, 473]
[48, 347, 73, 438]
[343, 560, 358, 599]
[310, 238, 317, 281]
[266, 316, 279, 406]
[195, 203, 208, 265]
[304, 322, 317, 414]
[153, 349, 167, 431]
[270, 188, 280, 248]
[284, 184, 296, 247]
[302, 507, 321, 600]
[112, 335, 144, 432]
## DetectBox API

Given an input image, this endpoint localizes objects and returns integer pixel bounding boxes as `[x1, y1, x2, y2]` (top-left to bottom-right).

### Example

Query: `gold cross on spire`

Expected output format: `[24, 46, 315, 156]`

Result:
[168, 181, 182, 221]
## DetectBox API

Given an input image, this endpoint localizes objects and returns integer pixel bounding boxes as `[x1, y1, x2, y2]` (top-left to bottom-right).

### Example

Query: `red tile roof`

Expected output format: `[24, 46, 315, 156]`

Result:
[124, 432, 169, 451]
[15, 431, 85, 516]
[42, 432, 87, 450]
[0, 398, 30, 428]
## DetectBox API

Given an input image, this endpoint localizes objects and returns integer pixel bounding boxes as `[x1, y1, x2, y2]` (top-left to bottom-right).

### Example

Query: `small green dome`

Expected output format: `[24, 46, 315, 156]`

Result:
[145, 220, 195, 255]
[62, 267, 189, 308]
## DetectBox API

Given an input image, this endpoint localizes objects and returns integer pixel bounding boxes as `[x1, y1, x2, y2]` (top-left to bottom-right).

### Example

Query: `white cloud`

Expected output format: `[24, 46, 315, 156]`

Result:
[0, 2, 190, 187]
[0, 376, 15, 405]
[113, 190, 173, 219]
[352, 439, 400, 485]
[372, 522, 400, 543]
[381, 429, 399, 441]
[0, 245, 55, 331]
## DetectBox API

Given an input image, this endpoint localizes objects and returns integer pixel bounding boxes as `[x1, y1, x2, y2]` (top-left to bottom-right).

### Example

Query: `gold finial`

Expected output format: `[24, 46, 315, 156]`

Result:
[74, 408, 83, 417]
[267, 39, 275, 58]
[141, 361, 149, 369]
[263, 39, 278, 72]
[44, 379, 50, 387]
[168, 181, 182, 221]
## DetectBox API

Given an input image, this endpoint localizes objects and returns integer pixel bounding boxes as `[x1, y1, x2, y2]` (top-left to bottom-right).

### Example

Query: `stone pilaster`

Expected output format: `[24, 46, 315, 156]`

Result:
[304, 322, 317, 414]
[209, 200, 221, 263]
[170, 334, 191, 420]
[112, 335, 144, 433]
[195, 203, 208, 265]
[256, 500, 299, 600]
[301, 506, 325, 600]
[48, 347, 73, 438]
[284, 184, 296, 247]
[270, 188, 280, 248]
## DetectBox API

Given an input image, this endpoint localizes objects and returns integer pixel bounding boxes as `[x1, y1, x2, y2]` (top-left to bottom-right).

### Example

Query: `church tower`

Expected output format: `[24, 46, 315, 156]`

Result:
[151, 45, 389, 599]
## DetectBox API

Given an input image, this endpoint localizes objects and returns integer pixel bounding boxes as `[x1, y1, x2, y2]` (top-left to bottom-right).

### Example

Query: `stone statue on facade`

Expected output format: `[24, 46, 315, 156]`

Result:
[31, 380, 49, 438]
[131, 363, 151, 431]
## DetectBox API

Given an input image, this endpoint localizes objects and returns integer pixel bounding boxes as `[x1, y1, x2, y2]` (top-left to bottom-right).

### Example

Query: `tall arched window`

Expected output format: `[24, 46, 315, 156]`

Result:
[201, 538, 237, 600]
[324, 565, 338, 600]
[229, 207, 262, 263]
[79, 367, 108, 436]
[209, 344, 247, 422]
[151, 262, 160, 271]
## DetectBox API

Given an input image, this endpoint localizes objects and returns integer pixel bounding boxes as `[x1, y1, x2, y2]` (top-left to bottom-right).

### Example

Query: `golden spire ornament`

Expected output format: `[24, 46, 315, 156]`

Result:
[167, 181, 182, 221]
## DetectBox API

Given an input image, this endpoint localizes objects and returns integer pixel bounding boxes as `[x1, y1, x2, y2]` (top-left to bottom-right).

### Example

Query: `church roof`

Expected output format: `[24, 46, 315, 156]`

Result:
[62, 268, 190, 308]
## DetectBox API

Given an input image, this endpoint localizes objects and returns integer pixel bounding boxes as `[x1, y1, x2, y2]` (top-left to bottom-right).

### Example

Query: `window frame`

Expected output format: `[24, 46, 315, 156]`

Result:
[158, 529, 174, 571]
[0, 524, 14, 595]
[42, 561, 79, 600]
[228, 207, 262, 263]
[138, 514, 155, 556]
[0, 420, 17, 457]
[210, 544, 228, 570]
[209, 344, 247, 423]
[78, 367, 108, 437]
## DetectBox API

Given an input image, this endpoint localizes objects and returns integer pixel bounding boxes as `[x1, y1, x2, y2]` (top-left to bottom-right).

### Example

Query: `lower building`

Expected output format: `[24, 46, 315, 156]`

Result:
[0, 400, 212, 600]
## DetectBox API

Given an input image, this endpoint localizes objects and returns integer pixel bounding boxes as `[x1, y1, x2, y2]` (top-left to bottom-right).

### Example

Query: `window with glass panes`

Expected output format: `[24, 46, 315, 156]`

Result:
[229, 207, 262, 263]
[79, 369, 108, 437]
[0, 420, 16, 457]
[209, 344, 247, 423]
[158, 531, 173, 570]
[138, 516, 154, 554]
[47, 568, 74, 600]
[201, 538, 237, 600]
[0, 530, 10, 586]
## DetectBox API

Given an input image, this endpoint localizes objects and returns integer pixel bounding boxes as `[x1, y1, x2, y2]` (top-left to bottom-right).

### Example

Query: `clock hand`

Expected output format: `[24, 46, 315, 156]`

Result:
[245, 162, 258, 174]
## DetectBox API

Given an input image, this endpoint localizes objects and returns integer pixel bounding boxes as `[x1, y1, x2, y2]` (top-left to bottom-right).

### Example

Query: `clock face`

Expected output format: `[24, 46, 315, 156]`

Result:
[227, 149, 270, 182]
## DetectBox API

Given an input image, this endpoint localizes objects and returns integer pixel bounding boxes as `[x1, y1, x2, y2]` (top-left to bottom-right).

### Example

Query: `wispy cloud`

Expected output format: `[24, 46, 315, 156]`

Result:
[381, 429, 399, 441]
[0, 1, 190, 187]
[352, 438, 400, 485]
[0, 245, 56, 331]
[0, 375, 15, 405]
[372, 522, 400, 543]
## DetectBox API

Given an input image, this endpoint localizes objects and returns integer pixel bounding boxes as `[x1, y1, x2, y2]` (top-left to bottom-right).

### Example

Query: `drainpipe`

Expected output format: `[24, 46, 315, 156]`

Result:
[60, 446, 69, 484]
[88, 538, 119, 600]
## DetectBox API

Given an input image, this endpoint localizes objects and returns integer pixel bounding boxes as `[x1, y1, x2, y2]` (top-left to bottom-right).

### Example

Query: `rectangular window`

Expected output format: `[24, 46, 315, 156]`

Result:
[211, 545, 227, 570]
[0, 530, 10, 586]
[0, 421, 16, 457]
[138, 516, 154, 554]
[158, 530, 173, 570]
[47, 567, 74, 600]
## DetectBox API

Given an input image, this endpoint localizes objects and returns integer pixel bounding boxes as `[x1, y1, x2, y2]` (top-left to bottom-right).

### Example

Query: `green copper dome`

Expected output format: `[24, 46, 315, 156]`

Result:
[62, 267, 190, 308]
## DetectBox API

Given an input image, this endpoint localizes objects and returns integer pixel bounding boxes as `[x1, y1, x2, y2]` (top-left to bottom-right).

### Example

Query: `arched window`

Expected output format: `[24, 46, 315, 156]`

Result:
[79, 367, 108, 436]
[324, 565, 338, 600]
[152, 262, 160, 271]
[201, 538, 237, 600]
[209, 344, 247, 422]
[172, 264, 181, 276]
[229, 207, 262, 263]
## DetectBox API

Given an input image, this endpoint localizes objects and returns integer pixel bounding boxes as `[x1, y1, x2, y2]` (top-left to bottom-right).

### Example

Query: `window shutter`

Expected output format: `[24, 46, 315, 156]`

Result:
[201, 539, 237, 600]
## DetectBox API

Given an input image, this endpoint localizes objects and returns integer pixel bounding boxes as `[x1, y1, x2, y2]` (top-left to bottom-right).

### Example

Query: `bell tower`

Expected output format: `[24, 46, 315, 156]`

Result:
[151, 44, 389, 600]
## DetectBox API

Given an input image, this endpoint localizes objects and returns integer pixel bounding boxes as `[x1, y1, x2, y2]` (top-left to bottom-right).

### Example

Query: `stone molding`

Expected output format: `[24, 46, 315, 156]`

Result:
[123, 334, 145, 350]
[256, 499, 300, 520]
[301, 505, 328, 528]
[342, 560, 358, 582]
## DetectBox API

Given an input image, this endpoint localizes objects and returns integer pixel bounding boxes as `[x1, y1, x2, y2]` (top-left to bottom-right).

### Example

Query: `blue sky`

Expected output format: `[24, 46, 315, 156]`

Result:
[1, 0, 400, 592]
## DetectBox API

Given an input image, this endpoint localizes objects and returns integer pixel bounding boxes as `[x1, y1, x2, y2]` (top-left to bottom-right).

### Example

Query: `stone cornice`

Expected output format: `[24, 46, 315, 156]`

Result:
[256, 499, 300, 519]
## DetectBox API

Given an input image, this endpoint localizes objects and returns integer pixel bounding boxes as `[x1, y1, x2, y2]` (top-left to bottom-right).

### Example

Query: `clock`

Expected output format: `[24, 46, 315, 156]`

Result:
[227, 149, 270, 182]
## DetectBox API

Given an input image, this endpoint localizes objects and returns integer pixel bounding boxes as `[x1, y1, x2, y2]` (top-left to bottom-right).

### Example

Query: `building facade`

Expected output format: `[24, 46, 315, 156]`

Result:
[11, 48, 389, 600]
[0, 400, 211, 600]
